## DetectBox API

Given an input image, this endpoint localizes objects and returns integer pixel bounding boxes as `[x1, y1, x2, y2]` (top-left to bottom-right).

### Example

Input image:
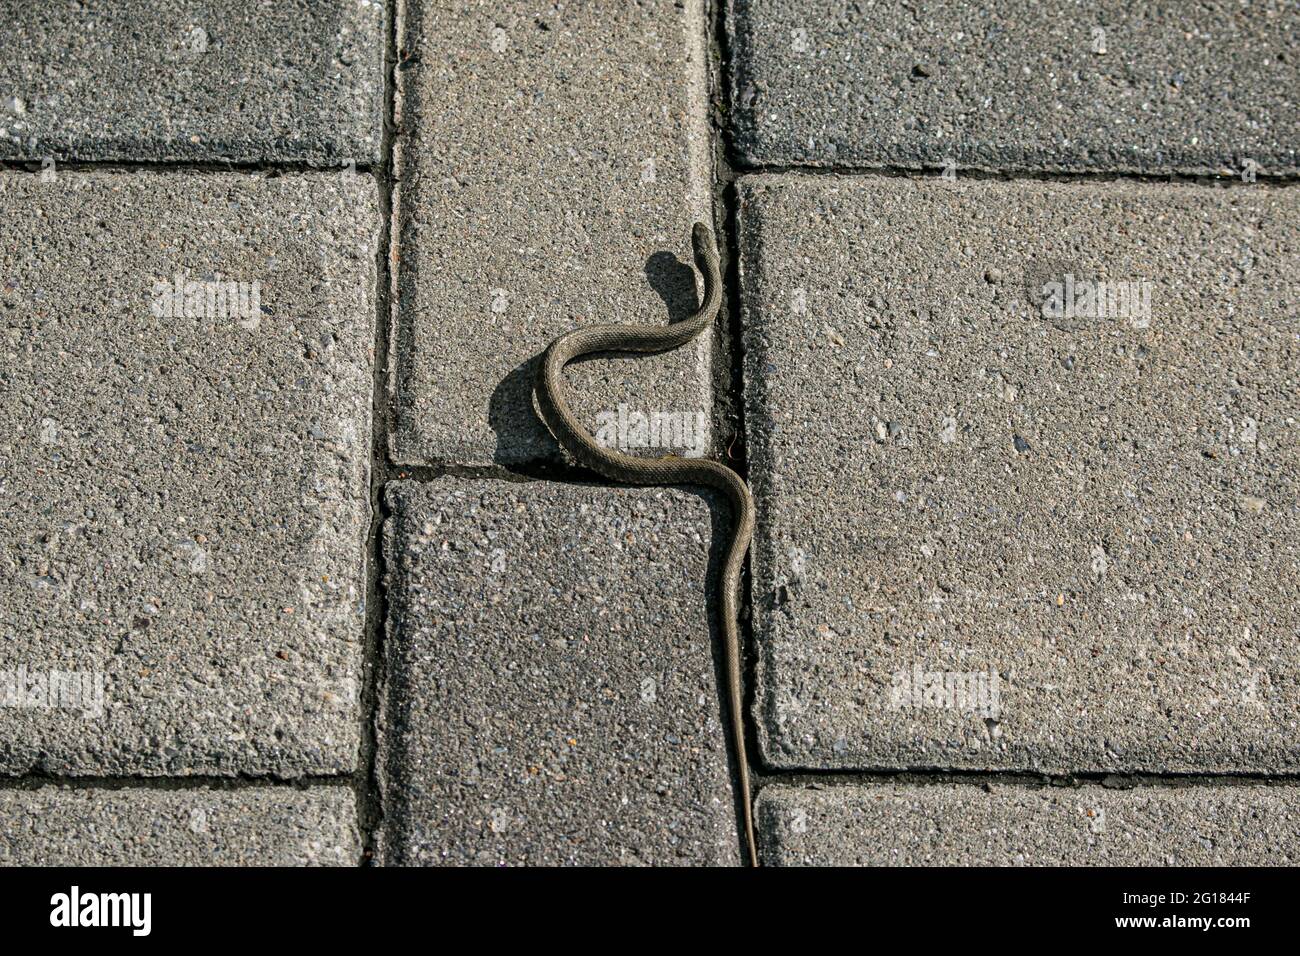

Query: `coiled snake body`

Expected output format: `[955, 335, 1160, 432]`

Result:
[534, 223, 758, 866]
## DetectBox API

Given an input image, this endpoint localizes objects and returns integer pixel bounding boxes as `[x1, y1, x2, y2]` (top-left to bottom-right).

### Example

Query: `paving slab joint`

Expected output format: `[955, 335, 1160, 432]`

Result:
[0, 774, 355, 792]
[355, 0, 405, 867]
[731, 161, 1300, 188]
[760, 770, 1300, 791]
[705, 0, 775, 867]
[0, 158, 382, 176]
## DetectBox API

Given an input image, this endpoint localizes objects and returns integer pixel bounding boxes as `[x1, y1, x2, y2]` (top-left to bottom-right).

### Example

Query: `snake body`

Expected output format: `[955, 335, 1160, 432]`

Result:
[534, 222, 758, 867]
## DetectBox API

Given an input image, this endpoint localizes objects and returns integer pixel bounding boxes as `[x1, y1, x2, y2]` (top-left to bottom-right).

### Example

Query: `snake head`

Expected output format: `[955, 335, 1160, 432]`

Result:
[691, 221, 714, 254]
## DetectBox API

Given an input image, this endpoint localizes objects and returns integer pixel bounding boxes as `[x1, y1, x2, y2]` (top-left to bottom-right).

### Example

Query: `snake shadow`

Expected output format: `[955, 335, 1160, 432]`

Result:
[487, 250, 701, 465]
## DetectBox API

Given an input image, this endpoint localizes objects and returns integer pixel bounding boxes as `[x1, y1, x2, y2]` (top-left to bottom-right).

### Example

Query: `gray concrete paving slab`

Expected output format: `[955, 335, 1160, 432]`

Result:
[390, 0, 715, 466]
[0, 786, 359, 865]
[728, 0, 1298, 175]
[758, 783, 1300, 865]
[739, 173, 1300, 773]
[0, 0, 384, 164]
[377, 478, 741, 865]
[0, 170, 377, 775]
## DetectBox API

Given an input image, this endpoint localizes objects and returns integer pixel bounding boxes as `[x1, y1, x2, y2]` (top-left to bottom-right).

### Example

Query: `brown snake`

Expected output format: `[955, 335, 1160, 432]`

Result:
[534, 222, 758, 866]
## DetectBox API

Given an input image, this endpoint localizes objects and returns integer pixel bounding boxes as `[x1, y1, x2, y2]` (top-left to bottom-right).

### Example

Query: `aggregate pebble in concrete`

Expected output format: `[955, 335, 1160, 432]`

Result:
[378, 479, 741, 865]
[728, 0, 1298, 175]
[758, 784, 1300, 866]
[391, 0, 715, 466]
[739, 174, 1300, 773]
[0, 0, 384, 164]
[0, 170, 377, 775]
[0, 787, 359, 866]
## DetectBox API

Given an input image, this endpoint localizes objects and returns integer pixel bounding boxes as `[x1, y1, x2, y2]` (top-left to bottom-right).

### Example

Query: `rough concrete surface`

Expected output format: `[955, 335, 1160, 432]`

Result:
[390, 0, 715, 466]
[739, 174, 1300, 773]
[758, 783, 1300, 866]
[378, 479, 741, 866]
[0, 786, 359, 865]
[0, 170, 377, 775]
[728, 0, 1298, 175]
[0, 0, 385, 164]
